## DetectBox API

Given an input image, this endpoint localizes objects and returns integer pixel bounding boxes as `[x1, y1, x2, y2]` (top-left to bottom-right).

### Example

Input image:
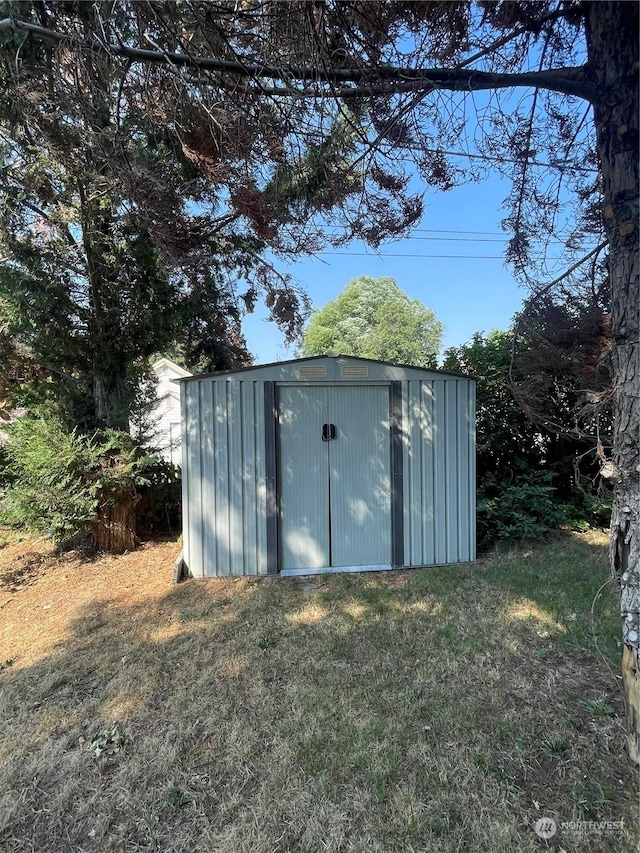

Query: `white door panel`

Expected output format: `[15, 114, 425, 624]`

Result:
[278, 385, 391, 570]
[329, 386, 391, 567]
[278, 386, 330, 569]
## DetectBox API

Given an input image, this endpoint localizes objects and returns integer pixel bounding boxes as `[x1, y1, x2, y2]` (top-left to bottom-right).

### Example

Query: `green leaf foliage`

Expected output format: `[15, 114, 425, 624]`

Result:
[477, 474, 568, 549]
[0, 4, 428, 431]
[442, 331, 546, 484]
[444, 330, 608, 549]
[0, 412, 159, 546]
[301, 276, 443, 367]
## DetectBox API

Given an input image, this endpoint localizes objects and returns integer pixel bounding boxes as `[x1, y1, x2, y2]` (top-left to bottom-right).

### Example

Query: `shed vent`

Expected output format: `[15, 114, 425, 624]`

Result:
[298, 365, 328, 379]
[341, 365, 369, 378]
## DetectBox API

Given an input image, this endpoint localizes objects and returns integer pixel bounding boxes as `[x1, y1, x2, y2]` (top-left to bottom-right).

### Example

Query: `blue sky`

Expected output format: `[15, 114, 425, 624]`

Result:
[239, 74, 596, 367]
[242, 172, 531, 364]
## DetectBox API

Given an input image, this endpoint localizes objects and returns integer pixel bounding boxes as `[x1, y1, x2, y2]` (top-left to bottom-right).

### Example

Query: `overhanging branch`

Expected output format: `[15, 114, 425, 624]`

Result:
[0, 16, 597, 102]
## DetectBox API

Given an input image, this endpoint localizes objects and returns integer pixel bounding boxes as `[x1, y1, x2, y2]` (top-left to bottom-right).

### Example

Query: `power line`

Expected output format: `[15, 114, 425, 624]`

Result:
[393, 236, 508, 243]
[320, 228, 584, 243]
[325, 228, 504, 236]
[385, 236, 574, 245]
[315, 251, 566, 260]
[321, 252, 503, 258]
[402, 229, 506, 236]
[407, 227, 581, 238]
[323, 234, 508, 243]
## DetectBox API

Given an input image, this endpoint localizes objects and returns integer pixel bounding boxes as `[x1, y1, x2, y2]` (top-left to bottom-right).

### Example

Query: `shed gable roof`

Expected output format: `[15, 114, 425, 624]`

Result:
[176, 354, 475, 384]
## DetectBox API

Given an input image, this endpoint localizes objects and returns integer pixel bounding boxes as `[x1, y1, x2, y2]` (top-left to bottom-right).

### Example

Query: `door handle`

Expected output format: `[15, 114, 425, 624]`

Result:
[322, 423, 337, 441]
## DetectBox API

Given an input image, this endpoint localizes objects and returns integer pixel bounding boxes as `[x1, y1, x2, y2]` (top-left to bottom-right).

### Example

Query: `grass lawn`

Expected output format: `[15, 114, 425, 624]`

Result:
[0, 529, 638, 852]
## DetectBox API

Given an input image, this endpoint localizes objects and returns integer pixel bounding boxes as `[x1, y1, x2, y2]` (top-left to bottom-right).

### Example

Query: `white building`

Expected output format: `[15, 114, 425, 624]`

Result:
[149, 357, 192, 466]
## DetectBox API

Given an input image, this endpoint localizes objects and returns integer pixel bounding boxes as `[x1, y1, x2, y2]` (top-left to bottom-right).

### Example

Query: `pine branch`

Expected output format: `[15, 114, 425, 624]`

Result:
[0, 16, 597, 102]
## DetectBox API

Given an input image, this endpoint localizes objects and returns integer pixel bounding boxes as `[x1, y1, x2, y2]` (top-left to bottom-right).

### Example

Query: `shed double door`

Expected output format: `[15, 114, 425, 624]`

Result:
[278, 385, 391, 571]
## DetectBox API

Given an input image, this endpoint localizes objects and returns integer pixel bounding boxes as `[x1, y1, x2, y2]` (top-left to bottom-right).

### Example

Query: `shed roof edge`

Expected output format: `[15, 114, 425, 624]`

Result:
[174, 354, 476, 383]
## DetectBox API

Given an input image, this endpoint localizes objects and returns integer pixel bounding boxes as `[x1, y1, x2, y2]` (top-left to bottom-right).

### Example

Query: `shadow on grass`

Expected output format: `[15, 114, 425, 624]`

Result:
[0, 532, 636, 853]
[319, 530, 619, 662]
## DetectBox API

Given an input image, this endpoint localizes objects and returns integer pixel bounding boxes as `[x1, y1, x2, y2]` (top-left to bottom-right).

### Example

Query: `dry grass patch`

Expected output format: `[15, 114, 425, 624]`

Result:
[0, 529, 638, 852]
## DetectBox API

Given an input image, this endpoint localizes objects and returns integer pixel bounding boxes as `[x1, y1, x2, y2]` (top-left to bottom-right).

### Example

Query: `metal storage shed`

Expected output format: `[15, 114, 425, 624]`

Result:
[178, 355, 476, 578]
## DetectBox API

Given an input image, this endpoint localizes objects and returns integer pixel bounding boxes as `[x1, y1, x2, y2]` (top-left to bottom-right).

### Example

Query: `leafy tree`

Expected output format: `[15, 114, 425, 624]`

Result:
[301, 276, 442, 366]
[0, 1, 638, 760]
[0, 11, 328, 428]
[510, 283, 612, 452]
[443, 331, 546, 484]
[444, 328, 609, 548]
[444, 331, 558, 551]
[0, 16, 260, 428]
[0, 3, 422, 430]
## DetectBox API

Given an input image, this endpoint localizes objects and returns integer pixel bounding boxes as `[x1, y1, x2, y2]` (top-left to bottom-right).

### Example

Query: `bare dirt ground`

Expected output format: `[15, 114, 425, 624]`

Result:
[0, 534, 182, 669]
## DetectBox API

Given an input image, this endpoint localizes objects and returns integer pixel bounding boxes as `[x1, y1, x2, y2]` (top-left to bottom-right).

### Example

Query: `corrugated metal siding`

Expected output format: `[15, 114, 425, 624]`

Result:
[468, 382, 477, 558]
[181, 364, 475, 578]
[180, 386, 192, 572]
[403, 379, 476, 566]
[181, 379, 267, 578]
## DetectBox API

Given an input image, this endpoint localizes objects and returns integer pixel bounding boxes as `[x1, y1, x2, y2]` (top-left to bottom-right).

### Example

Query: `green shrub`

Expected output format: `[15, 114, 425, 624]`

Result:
[477, 474, 568, 550]
[0, 443, 12, 490]
[0, 412, 171, 548]
[136, 459, 182, 536]
[564, 478, 612, 531]
[0, 414, 102, 543]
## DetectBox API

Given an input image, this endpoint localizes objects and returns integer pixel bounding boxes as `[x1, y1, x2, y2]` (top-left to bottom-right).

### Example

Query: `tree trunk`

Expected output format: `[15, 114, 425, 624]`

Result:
[92, 488, 141, 554]
[585, 1, 640, 764]
[93, 372, 131, 431]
